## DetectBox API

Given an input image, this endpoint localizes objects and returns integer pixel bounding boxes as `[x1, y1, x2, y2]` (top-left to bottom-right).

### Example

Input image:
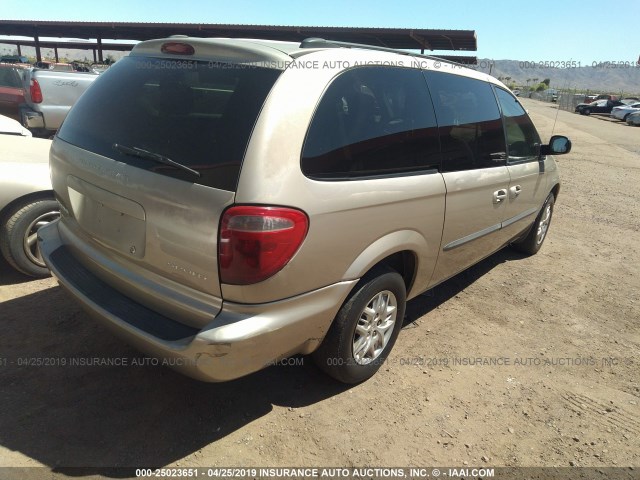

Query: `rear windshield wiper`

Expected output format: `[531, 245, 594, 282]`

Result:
[113, 143, 201, 178]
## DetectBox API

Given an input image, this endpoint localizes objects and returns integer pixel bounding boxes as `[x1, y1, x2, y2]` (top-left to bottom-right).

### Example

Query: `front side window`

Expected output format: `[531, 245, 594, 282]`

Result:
[57, 57, 281, 191]
[494, 87, 541, 161]
[425, 71, 506, 172]
[301, 67, 440, 179]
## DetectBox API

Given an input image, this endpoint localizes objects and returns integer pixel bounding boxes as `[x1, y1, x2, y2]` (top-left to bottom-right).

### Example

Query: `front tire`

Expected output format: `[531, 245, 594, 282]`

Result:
[313, 268, 406, 384]
[0, 198, 60, 277]
[512, 193, 555, 256]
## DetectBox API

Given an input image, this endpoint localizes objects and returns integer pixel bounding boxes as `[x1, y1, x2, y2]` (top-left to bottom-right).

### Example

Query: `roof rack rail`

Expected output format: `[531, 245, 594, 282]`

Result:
[299, 37, 470, 68]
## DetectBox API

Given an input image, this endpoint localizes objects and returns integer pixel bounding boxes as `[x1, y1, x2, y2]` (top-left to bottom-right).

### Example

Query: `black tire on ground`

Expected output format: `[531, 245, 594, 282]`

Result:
[583, 109, 591, 116]
[512, 193, 555, 256]
[0, 198, 59, 277]
[313, 268, 406, 384]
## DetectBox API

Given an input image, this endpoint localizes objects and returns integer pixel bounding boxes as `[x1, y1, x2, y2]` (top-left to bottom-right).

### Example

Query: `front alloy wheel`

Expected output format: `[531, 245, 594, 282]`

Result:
[535, 202, 552, 246]
[512, 192, 555, 256]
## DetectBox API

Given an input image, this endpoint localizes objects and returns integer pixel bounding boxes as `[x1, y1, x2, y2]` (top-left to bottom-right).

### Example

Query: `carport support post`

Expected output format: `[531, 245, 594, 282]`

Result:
[17, 44, 22, 56]
[34, 34, 42, 62]
[92, 49, 97, 63]
[97, 36, 103, 63]
[54, 47, 59, 62]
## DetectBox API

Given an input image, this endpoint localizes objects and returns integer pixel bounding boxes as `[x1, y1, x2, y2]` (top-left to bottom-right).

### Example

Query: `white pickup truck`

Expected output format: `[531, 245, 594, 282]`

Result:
[20, 68, 99, 136]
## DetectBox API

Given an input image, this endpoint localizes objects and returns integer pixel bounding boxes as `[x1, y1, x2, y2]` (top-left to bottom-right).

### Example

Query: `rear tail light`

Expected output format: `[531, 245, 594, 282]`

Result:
[219, 206, 309, 285]
[30, 78, 43, 103]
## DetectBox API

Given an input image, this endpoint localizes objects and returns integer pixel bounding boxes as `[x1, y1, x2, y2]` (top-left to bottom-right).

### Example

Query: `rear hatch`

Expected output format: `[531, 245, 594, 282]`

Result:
[52, 39, 285, 327]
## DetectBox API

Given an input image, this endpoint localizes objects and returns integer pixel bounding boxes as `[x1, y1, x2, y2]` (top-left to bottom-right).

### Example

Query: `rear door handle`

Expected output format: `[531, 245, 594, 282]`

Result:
[493, 189, 507, 204]
[509, 185, 522, 198]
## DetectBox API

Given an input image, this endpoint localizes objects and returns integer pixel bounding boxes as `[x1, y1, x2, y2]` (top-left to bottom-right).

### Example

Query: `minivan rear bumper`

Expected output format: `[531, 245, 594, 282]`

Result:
[38, 220, 356, 382]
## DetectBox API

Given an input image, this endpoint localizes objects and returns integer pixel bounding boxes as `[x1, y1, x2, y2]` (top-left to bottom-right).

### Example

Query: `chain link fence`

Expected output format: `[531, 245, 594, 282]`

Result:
[521, 88, 640, 112]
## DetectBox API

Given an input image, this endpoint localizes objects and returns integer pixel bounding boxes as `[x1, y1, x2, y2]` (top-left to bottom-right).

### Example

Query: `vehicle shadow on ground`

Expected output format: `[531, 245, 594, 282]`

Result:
[0, 248, 526, 475]
[404, 248, 527, 324]
[0, 256, 36, 286]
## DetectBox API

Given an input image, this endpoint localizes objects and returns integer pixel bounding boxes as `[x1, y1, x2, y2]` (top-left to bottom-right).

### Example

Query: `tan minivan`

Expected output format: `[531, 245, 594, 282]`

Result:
[39, 37, 571, 383]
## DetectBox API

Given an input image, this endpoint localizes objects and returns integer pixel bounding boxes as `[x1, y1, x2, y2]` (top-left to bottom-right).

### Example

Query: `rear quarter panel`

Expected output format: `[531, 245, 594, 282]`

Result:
[230, 50, 447, 304]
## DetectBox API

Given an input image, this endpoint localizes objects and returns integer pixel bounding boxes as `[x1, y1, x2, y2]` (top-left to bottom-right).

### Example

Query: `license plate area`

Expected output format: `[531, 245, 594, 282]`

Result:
[67, 175, 146, 258]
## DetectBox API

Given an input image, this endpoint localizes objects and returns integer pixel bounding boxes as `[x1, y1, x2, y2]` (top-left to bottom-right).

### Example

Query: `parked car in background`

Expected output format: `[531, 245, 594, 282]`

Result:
[69, 61, 92, 72]
[543, 88, 558, 102]
[20, 67, 98, 136]
[39, 36, 571, 384]
[33, 61, 74, 71]
[575, 99, 624, 115]
[90, 63, 110, 74]
[621, 97, 640, 104]
[0, 55, 30, 64]
[0, 134, 57, 277]
[594, 94, 618, 101]
[611, 102, 640, 121]
[627, 111, 640, 126]
[0, 113, 31, 136]
[0, 63, 28, 121]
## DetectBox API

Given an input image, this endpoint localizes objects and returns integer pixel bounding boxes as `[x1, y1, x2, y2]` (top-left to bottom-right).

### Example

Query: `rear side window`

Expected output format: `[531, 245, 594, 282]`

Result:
[57, 56, 281, 191]
[301, 67, 440, 179]
[494, 87, 541, 161]
[425, 71, 506, 172]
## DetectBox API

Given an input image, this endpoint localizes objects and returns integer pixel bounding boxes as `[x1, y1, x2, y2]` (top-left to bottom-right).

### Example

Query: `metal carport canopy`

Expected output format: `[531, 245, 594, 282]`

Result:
[0, 20, 477, 51]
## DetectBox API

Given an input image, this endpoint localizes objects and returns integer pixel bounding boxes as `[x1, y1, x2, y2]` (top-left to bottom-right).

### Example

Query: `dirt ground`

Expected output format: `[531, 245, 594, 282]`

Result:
[0, 99, 638, 473]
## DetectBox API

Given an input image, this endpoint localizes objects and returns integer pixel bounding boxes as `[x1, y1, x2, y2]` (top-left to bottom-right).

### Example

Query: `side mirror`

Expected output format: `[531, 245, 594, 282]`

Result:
[540, 135, 571, 156]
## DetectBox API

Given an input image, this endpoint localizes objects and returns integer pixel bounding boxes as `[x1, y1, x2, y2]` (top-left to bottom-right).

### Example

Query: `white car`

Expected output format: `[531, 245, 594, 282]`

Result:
[0, 132, 57, 277]
[627, 111, 640, 126]
[611, 102, 640, 121]
[0, 114, 32, 136]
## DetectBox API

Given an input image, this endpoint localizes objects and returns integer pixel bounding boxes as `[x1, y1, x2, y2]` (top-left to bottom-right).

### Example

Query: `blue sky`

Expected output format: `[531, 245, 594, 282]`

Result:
[1, 0, 639, 64]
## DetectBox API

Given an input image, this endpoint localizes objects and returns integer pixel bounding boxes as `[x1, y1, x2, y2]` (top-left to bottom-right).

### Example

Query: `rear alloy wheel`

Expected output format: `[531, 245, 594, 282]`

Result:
[0, 198, 59, 277]
[313, 268, 406, 383]
[352, 289, 398, 365]
[512, 193, 555, 256]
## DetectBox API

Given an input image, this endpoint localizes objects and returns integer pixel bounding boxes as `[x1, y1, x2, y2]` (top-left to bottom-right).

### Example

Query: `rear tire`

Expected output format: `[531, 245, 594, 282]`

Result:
[313, 268, 406, 384]
[0, 198, 59, 277]
[512, 193, 555, 256]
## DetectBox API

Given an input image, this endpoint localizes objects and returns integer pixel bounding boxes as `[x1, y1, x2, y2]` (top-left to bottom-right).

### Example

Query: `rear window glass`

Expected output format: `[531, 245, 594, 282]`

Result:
[57, 56, 281, 191]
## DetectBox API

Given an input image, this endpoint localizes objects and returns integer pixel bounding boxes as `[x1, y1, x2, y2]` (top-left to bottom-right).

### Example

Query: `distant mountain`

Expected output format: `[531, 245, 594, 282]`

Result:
[474, 59, 640, 94]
